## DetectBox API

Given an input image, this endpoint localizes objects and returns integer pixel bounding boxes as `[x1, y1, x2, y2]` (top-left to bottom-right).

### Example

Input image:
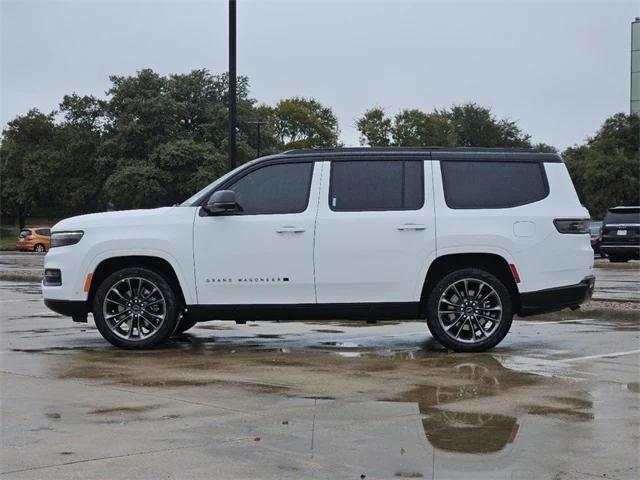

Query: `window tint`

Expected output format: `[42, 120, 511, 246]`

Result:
[441, 161, 548, 209]
[227, 162, 313, 215]
[36, 229, 51, 236]
[330, 160, 424, 211]
[604, 208, 640, 224]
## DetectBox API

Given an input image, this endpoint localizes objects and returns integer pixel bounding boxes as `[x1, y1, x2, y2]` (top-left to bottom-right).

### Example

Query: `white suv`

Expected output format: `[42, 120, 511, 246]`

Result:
[43, 148, 595, 352]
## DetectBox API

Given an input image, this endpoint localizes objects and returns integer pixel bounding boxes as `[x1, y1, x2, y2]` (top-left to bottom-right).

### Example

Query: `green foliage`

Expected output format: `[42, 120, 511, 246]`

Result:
[357, 102, 531, 148]
[563, 113, 639, 219]
[356, 108, 392, 146]
[103, 164, 170, 210]
[445, 103, 531, 148]
[393, 110, 457, 147]
[263, 97, 340, 149]
[1, 110, 59, 227]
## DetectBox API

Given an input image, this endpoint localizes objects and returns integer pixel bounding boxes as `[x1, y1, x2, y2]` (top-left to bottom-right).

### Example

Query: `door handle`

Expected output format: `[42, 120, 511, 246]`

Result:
[276, 226, 306, 234]
[397, 223, 427, 231]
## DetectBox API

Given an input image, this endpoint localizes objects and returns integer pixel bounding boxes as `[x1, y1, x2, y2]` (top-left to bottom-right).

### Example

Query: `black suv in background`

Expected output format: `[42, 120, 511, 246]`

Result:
[600, 206, 640, 262]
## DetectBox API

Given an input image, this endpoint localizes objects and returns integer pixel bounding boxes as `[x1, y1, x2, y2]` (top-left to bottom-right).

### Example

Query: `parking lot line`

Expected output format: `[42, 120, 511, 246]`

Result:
[557, 349, 640, 363]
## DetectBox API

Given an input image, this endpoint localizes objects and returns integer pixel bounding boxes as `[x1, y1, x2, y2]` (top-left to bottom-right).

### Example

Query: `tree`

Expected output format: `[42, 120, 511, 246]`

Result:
[264, 97, 340, 149]
[149, 139, 226, 204]
[445, 103, 531, 148]
[356, 103, 535, 149]
[103, 164, 170, 210]
[356, 107, 392, 146]
[392, 109, 457, 147]
[563, 113, 639, 218]
[0, 110, 57, 227]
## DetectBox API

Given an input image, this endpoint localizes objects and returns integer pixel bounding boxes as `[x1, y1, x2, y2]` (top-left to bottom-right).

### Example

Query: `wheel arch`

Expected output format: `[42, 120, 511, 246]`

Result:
[420, 253, 520, 312]
[87, 255, 187, 308]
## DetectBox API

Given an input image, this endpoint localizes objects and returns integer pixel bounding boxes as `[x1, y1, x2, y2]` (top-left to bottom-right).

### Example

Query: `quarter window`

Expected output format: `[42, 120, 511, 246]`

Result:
[329, 160, 424, 211]
[440, 161, 548, 209]
[227, 162, 313, 215]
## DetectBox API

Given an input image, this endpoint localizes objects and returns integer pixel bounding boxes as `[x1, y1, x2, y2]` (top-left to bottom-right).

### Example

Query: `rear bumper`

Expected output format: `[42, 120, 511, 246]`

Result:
[600, 245, 640, 258]
[518, 275, 595, 317]
[44, 299, 88, 322]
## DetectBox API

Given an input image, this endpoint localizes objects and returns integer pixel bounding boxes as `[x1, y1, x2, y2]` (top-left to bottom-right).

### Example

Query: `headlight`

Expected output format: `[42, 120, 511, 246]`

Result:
[50, 231, 84, 248]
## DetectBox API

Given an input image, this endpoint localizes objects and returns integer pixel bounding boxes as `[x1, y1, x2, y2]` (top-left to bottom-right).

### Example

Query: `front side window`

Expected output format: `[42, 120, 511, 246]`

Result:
[329, 160, 424, 211]
[226, 162, 314, 215]
[440, 161, 548, 209]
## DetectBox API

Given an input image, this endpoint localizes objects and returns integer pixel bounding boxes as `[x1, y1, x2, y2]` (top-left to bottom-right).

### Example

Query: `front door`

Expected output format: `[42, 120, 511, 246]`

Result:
[193, 161, 320, 305]
[314, 159, 436, 304]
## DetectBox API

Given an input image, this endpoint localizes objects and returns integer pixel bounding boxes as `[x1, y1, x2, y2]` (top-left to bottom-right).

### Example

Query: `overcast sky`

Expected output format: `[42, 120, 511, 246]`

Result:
[1, 0, 637, 149]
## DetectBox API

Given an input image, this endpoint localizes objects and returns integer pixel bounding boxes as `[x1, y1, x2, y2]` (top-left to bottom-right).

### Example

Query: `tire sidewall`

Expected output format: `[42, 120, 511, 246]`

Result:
[426, 268, 513, 352]
[93, 267, 179, 349]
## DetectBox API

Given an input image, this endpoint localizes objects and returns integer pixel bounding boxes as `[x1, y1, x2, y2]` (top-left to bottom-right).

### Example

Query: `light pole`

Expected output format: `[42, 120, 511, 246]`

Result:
[228, 0, 237, 171]
[248, 120, 267, 158]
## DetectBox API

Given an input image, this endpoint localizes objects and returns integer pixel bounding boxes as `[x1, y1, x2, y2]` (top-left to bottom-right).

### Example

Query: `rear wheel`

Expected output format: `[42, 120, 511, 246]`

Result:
[426, 268, 513, 352]
[93, 267, 179, 349]
[34, 244, 45, 252]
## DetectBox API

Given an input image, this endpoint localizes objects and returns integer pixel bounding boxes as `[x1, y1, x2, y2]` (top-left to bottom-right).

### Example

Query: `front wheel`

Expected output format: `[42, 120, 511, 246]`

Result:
[426, 269, 513, 352]
[93, 267, 179, 349]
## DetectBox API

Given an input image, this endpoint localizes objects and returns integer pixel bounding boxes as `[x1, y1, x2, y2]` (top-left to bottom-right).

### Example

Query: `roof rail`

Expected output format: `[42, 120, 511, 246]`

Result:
[282, 146, 538, 155]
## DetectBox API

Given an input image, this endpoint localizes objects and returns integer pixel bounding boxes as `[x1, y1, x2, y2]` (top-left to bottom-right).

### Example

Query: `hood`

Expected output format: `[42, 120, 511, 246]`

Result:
[52, 207, 182, 231]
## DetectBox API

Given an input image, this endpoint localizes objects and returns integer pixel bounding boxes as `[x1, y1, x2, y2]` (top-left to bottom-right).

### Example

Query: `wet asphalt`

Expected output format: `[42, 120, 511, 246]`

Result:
[0, 258, 639, 479]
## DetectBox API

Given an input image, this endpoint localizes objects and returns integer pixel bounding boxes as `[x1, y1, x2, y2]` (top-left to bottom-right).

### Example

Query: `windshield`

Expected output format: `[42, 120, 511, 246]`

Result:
[604, 208, 640, 225]
[180, 158, 263, 206]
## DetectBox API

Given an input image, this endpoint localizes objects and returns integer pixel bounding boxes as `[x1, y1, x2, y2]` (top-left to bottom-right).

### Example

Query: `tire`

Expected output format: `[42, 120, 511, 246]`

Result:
[174, 316, 198, 334]
[426, 268, 513, 353]
[34, 244, 45, 253]
[93, 267, 179, 349]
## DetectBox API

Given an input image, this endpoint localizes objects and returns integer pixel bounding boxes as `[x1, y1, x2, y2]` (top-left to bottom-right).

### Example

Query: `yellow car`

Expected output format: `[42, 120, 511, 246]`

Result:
[16, 227, 51, 252]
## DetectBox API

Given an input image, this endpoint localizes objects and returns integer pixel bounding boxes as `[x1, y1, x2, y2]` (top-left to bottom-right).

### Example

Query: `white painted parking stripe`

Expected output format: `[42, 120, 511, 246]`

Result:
[520, 318, 597, 325]
[559, 349, 640, 363]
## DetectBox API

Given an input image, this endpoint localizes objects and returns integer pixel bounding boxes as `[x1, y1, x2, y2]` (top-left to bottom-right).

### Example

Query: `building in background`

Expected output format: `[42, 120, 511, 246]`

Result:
[632, 18, 640, 115]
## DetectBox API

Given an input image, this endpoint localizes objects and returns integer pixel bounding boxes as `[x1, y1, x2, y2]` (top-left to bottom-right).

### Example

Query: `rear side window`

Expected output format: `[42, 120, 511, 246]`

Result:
[604, 208, 640, 224]
[330, 160, 424, 211]
[440, 161, 548, 209]
[227, 162, 313, 215]
[35, 229, 51, 236]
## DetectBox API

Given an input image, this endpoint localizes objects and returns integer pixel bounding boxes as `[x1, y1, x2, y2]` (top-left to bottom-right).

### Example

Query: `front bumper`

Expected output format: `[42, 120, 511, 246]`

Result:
[44, 299, 88, 322]
[518, 275, 595, 317]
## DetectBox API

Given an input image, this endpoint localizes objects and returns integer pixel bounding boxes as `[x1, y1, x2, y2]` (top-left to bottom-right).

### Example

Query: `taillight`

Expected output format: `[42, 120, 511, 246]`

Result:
[26, 235, 35, 240]
[554, 219, 590, 234]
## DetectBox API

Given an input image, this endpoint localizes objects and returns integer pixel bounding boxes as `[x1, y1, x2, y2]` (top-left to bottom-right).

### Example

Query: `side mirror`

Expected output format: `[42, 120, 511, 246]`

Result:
[204, 190, 237, 215]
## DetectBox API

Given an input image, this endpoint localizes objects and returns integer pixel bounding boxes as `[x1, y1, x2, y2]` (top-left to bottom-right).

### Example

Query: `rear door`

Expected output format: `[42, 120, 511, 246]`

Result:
[314, 158, 436, 304]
